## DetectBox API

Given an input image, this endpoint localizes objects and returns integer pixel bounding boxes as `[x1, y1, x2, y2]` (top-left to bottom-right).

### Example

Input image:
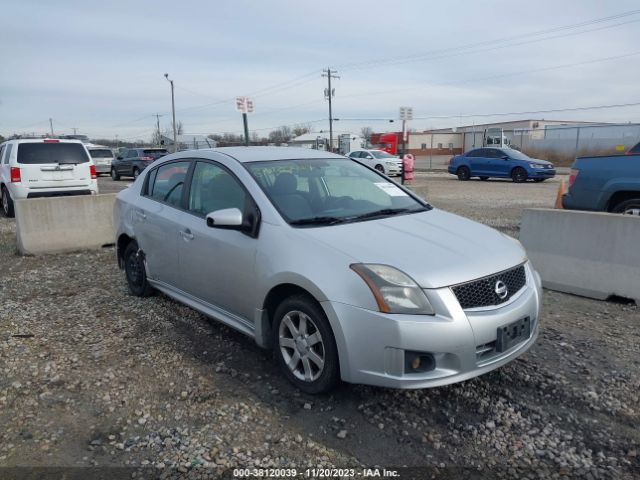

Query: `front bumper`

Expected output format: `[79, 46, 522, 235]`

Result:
[322, 263, 542, 388]
[529, 168, 555, 178]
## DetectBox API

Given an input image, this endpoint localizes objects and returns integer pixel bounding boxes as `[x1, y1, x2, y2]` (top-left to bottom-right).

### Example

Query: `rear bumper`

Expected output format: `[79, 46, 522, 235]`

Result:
[95, 164, 112, 173]
[27, 190, 93, 199]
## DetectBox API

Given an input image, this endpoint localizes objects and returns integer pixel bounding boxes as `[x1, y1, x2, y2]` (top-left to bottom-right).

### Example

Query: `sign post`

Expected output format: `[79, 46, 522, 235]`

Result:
[236, 97, 255, 146]
[399, 107, 413, 184]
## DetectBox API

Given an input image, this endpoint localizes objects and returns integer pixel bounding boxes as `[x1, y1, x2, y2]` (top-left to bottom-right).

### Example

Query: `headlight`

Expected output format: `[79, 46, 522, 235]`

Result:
[386, 161, 396, 166]
[350, 264, 435, 315]
[529, 163, 545, 169]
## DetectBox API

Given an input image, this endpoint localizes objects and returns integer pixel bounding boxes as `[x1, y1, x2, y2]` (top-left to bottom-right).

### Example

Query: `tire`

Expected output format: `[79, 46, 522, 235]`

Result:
[111, 168, 120, 181]
[133, 168, 140, 179]
[456, 166, 471, 181]
[611, 198, 640, 216]
[123, 241, 154, 297]
[1, 186, 15, 218]
[479, 176, 489, 181]
[374, 164, 385, 173]
[511, 167, 528, 183]
[272, 294, 339, 394]
[533, 178, 546, 183]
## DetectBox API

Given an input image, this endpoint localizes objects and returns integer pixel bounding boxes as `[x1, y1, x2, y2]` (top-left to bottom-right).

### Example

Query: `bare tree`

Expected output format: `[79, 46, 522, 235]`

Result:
[360, 126, 373, 143]
[292, 123, 312, 137]
[268, 125, 292, 144]
[177, 121, 184, 135]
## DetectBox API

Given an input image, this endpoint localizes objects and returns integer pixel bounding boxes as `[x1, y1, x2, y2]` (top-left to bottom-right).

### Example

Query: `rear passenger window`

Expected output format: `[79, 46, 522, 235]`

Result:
[4, 144, 12, 164]
[148, 161, 190, 208]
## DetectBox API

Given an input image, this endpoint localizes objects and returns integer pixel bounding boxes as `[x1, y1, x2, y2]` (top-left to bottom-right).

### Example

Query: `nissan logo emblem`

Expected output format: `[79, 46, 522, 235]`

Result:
[495, 280, 508, 300]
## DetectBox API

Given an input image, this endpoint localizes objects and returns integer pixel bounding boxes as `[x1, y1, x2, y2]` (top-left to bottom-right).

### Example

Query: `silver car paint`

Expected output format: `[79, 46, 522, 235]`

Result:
[115, 147, 542, 389]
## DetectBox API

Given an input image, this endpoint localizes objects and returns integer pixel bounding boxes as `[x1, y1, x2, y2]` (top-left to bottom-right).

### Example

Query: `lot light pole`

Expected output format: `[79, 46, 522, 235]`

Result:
[322, 68, 339, 152]
[164, 73, 177, 152]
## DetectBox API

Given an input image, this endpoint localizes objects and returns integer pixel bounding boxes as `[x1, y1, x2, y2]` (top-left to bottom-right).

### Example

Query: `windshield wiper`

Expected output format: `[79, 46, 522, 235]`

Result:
[289, 216, 346, 226]
[348, 207, 426, 221]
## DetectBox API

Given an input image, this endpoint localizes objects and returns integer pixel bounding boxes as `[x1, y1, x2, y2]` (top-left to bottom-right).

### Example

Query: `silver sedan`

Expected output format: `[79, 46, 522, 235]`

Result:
[114, 147, 541, 393]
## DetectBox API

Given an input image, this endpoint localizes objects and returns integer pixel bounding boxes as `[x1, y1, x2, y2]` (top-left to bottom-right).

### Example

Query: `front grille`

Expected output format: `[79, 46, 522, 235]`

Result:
[452, 264, 526, 309]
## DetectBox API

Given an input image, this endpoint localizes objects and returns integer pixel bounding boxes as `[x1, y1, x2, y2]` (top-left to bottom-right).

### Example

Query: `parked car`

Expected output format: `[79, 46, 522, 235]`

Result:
[448, 147, 556, 183]
[626, 141, 640, 155]
[111, 148, 168, 180]
[115, 147, 542, 393]
[87, 144, 115, 175]
[347, 149, 402, 176]
[0, 138, 98, 217]
[562, 151, 640, 215]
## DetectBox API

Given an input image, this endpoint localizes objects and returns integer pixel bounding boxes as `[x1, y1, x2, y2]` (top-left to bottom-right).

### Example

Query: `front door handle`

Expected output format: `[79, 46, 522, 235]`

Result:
[180, 229, 194, 241]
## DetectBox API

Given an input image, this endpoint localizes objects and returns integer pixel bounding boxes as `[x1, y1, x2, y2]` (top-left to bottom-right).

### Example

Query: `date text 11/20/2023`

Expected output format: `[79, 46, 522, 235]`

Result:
[232, 468, 400, 477]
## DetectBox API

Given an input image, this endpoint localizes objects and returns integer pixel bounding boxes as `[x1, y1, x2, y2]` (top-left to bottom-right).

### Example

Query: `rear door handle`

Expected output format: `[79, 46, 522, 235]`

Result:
[180, 229, 194, 241]
[135, 210, 147, 220]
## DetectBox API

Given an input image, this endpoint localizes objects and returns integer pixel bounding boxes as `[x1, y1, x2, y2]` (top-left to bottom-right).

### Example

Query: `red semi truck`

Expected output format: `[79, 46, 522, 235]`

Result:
[370, 132, 402, 155]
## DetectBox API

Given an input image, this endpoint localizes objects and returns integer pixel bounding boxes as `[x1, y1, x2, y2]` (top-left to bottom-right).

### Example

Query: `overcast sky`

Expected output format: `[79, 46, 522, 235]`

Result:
[2, 0, 640, 140]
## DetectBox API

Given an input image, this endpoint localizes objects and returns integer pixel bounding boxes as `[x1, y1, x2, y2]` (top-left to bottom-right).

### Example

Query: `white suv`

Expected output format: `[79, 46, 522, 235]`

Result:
[0, 138, 98, 217]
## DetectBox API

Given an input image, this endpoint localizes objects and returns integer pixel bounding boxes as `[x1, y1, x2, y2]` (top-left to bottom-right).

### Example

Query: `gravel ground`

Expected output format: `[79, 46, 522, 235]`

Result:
[1, 174, 638, 479]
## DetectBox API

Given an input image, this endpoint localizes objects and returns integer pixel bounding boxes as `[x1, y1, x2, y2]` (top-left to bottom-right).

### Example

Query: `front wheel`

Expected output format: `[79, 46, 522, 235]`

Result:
[111, 168, 120, 181]
[123, 241, 154, 297]
[1, 186, 15, 218]
[273, 295, 339, 394]
[133, 168, 140, 179]
[511, 167, 528, 183]
[374, 164, 385, 173]
[611, 198, 640, 216]
[479, 176, 489, 181]
[456, 166, 471, 181]
[533, 178, 546, 183]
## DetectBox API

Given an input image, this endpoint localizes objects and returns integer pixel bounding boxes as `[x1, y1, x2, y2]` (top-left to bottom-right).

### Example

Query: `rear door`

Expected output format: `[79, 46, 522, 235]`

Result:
[133, 160, 192, 284]
[468, 149, 490, 175]
[16, 141, 92, 189]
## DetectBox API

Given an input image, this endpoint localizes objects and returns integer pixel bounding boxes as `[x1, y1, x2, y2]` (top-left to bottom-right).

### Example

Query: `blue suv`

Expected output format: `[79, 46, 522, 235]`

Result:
[448, 147, 556, 183]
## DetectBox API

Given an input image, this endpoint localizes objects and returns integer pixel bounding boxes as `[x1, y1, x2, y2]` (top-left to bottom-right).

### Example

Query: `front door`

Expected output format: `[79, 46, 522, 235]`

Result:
[177, 160, 258, 321]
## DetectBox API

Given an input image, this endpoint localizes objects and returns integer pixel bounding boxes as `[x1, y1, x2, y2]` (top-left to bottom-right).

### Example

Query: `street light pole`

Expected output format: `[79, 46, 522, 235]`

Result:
[164, 73, 177, 152]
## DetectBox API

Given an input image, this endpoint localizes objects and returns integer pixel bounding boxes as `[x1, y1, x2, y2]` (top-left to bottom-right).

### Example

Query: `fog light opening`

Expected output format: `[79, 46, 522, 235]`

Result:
[404, 352, 435, 374]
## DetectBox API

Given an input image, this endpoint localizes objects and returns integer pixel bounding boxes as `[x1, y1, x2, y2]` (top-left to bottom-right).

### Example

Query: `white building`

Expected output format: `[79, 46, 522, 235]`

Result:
[289, 132, 364, 154]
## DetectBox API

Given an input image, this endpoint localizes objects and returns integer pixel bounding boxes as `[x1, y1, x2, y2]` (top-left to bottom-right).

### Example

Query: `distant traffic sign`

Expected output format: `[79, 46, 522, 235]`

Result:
[235, 97, 255, 114]
[399, 107, 413, 121]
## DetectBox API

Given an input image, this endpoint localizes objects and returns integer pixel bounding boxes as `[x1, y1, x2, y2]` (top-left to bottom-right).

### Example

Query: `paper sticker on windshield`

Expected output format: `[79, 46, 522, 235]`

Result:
[374, 182, 408, 197]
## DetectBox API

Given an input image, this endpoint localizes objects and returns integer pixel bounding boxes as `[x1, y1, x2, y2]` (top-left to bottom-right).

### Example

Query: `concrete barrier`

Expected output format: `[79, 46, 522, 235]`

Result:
[15, 194, 117, 255]
[519, 208, 640, 304]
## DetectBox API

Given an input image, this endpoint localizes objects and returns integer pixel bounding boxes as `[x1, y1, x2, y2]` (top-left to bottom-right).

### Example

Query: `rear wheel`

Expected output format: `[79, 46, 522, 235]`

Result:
[511, 167, 528, 183]
[272, 294, 339, 394]
[111, 168, 120, 181]
[479, 176, 489, 181]
[123, 241, 154, 297]
[611, 198, 640, 216]
[1, 186, 15, 218]
[374, 164, 385, 173]
[456, 166, 471, 181]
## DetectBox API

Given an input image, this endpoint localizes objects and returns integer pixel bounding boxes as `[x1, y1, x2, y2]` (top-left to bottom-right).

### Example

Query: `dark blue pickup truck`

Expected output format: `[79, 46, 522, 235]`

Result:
[562, 143, 640, 215]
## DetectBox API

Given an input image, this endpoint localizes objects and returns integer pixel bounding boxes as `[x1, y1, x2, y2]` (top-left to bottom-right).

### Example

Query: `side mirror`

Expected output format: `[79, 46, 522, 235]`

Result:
[366, 155, 373, 159]
[206, 208, 243, 229]
[501, 155, 509, 160]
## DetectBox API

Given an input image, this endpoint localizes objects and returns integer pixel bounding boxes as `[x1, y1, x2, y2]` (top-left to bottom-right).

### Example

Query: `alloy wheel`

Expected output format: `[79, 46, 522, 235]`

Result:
[278, 310, 325, 382]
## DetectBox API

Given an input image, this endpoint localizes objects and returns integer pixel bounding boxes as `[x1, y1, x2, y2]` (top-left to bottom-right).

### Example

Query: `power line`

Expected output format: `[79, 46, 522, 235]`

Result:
[338, 9, 640, 71]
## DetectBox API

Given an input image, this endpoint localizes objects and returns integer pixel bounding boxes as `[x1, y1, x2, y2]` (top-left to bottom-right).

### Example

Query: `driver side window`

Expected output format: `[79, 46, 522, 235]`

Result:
[148, 161, 191, 208]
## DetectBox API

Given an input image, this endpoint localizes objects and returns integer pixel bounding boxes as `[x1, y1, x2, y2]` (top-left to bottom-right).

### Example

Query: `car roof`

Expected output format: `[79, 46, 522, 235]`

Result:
[214, 146, 346, 163]
[2, 138, 84, 145]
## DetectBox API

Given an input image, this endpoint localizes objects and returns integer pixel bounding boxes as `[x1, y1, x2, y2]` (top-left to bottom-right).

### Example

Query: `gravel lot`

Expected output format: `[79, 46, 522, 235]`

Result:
[1, 173, 638, 479]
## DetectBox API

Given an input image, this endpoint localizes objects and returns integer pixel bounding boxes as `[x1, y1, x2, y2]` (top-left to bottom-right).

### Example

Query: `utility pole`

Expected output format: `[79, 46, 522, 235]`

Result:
[322, 68, 339, 152]
[153, 114, 165, 145]
[164, 74, 177, 152]
[71, 127, 78, 135]
[49, 118, 54, 137]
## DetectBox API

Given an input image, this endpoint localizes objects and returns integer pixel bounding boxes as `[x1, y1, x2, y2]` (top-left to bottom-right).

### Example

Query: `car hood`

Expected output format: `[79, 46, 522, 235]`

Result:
[529, 158, 554, 166]
[299, 209, 527, 289]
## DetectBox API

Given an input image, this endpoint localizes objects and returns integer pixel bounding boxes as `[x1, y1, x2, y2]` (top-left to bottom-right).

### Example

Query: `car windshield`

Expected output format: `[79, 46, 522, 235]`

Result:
[17, 142, 90, 164]
[143, 149, 168, 157]
[503, 149, 532, 161]
[246, 158, 429, 226]
[371, 150, 395, 159]
[89, 149, 113, 158]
